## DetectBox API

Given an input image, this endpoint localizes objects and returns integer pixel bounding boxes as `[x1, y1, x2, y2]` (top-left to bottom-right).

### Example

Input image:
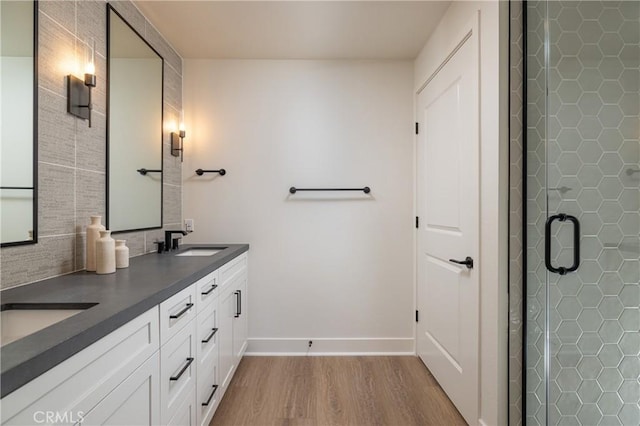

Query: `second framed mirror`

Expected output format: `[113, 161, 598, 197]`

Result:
[107, 4, 163, 232]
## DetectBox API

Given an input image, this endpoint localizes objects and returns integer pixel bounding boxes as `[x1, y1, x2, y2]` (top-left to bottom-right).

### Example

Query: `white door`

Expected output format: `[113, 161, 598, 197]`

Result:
[416, 24, 480, 425]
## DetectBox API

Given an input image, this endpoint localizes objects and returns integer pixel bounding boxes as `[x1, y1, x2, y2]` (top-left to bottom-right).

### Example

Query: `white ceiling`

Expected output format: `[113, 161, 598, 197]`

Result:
[134, 1, 451, 60]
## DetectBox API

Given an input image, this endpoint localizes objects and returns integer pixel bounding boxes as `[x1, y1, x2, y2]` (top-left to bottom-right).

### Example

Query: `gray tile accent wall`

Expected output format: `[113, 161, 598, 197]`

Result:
[1, 0, 183, 290]
[510, 2, 524, 425]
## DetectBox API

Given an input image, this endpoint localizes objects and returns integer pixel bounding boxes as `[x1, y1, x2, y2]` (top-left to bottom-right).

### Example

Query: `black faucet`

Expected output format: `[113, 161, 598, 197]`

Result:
[164, 230, 188, 252]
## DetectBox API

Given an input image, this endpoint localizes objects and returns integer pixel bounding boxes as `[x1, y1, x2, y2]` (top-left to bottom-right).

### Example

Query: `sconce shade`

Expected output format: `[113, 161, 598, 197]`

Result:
[84, 73, 96, 87]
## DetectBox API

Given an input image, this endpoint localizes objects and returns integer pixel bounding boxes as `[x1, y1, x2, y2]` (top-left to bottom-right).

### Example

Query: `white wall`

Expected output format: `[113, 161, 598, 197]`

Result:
[414, 2, 509, 425]
[183, 60, 415, 354]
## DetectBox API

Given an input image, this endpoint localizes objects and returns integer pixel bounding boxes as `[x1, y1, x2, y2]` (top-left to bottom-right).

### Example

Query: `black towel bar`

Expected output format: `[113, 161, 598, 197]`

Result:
[289, 187, 370, 194]
[137, 168, 161, 176]
[195, 169, 226, 176]
[0, 186, 34, 190]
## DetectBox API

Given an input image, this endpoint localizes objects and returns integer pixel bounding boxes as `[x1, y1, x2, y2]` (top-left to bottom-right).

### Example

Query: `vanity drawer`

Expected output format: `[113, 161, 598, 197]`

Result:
[166, 386, 197, 426]
[220, 253, 248, 288]
[196, 361, 219, 426]
[160, 284, 197, 345]
[160, 318, 197, 425]
[195, 269, 219, 313]
[196, 298, 219, 370]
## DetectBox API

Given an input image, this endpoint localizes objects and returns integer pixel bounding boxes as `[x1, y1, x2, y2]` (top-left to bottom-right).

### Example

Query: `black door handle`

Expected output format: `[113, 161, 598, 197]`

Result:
[449, 257, 473, 269]
[545, 213, 580, 275]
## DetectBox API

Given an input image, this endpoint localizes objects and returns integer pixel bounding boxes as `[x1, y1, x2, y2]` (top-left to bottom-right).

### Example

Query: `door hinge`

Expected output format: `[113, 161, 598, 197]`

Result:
[416, 310, 419, 322]
[415, 122, 419, 135]
[415, 216, 419, 229]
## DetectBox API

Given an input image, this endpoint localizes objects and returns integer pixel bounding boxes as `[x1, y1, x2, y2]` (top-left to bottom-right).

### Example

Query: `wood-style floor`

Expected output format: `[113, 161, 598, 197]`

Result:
[210, 356, 467, 426]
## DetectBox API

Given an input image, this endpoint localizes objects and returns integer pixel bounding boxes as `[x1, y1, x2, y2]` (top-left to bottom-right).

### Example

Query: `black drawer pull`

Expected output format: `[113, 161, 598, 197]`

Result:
[202, 385, 219, 406]
[201, 284, 218, 296]
[202, 328, 218, 343]
[169, 303, 193, 319]
[169, 357, 194, 381]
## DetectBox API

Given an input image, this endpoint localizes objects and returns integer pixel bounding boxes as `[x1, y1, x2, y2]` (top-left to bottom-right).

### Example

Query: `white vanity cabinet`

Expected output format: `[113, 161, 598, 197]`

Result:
[0, 251, 249, 426]
[1, 307, 160, 425]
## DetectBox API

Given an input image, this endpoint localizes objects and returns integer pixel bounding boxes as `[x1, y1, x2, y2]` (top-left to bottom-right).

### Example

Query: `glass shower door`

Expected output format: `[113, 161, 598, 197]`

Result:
[526, 1, 640, 425]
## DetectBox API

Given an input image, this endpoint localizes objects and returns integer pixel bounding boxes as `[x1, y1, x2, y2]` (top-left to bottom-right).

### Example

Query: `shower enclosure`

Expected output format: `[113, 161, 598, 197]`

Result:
[525, 1, 639, 425]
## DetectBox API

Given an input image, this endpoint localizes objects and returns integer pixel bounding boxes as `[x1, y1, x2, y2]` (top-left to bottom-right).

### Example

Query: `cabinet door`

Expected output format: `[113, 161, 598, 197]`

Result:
[232, 274, 248, 361]
[80, 352, 160, 426]
[1, 308, 159, 425]
[218, 286, 235, 392]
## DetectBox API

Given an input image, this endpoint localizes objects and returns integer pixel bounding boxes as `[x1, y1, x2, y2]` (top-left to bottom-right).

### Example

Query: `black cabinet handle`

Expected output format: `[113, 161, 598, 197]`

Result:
[169, 303, 193, 319]
[169, 357, 194, 381]
[202, 385, 219, 406]
[545, 213, 580, 275]
[202, 328, 218, 344]
[201, 284, 218, 296]
[235, 290, 241, 318]
[449, 257, 474, 269]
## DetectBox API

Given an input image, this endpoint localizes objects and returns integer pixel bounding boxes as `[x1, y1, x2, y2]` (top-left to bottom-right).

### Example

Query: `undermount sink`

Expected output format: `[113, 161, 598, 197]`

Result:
[175, 248, 225, 257]
[1, 303, 98, 347]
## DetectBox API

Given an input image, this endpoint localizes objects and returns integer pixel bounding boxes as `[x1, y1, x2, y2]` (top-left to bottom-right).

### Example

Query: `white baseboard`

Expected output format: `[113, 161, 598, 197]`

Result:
[245, 337, 415, 356]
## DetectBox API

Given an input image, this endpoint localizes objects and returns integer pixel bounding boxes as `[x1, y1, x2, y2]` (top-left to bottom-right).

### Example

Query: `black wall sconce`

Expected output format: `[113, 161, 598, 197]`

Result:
[171, 130, 185, 162]
[67, 40, 96, 127]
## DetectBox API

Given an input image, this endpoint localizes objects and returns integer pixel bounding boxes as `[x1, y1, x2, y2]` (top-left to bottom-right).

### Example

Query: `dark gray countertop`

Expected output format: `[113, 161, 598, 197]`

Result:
[0, 243, 249, 398]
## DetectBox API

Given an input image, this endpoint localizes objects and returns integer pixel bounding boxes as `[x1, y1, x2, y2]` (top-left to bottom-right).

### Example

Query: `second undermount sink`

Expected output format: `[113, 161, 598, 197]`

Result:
[175, 248, 226, 257]
[1, 303, 98, 347]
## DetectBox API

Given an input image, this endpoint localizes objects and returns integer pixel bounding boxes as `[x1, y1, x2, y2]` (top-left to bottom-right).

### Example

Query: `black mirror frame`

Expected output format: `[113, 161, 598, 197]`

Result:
[106, 3, 164, 233]
[1, 0, 39, 248]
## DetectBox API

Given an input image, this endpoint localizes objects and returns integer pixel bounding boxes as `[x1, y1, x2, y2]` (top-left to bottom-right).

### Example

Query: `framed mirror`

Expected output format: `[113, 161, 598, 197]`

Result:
[107, 5, 163, 232]
[0, 0, 37, 247]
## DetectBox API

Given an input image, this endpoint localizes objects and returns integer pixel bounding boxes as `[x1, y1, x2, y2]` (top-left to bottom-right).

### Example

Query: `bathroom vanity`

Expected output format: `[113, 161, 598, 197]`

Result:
[0, 244, 249, 425]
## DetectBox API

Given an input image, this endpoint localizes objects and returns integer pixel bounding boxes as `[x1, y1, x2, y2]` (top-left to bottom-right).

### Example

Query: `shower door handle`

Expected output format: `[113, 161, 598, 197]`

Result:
[545, 214, 580, 275]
